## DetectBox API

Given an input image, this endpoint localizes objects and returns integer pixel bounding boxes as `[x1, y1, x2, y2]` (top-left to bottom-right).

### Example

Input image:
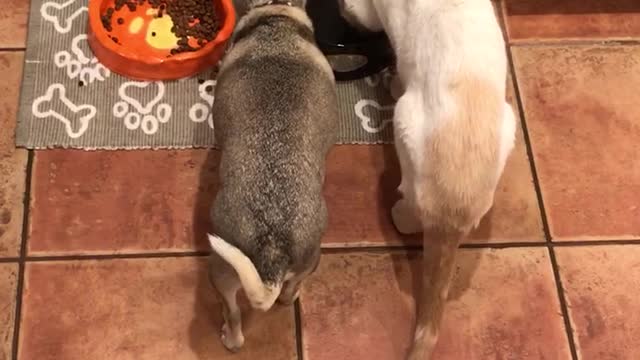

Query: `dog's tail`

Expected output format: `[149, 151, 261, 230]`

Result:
[408, 230, 464, 360]
[208, 234, 282, 311]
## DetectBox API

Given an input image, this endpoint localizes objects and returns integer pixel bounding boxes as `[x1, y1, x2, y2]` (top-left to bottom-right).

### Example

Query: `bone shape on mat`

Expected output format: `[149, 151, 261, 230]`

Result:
[32, 83, 96, 138]
[355, 99, 394, 134]
[41, 0, 88, 34]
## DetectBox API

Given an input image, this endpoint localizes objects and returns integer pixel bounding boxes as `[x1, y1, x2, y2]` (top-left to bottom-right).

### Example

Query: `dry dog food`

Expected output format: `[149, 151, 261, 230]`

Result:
[101, 0, 220, 56]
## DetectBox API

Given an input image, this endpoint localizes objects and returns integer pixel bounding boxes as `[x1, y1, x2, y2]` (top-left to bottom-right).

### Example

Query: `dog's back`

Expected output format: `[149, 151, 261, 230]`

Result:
[379, 0, 511, 226]
[210, 4, 338, 308]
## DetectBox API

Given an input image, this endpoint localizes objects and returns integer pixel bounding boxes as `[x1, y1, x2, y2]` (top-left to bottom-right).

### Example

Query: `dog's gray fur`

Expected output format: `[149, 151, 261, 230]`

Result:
[208, 0, 338, 351]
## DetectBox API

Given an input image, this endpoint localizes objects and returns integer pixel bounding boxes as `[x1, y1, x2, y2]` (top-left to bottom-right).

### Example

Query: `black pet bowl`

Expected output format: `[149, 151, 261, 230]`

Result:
[306, 0, 394, 81]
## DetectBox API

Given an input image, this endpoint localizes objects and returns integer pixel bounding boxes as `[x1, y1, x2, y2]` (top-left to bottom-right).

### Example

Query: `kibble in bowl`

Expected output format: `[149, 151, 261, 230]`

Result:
[88, 0, 236, 80]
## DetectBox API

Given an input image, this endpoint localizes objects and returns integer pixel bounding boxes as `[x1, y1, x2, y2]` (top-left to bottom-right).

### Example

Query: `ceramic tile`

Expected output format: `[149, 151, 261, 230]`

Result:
[0, 52, 27, 257]
[505, 0, 640, 41]
[0, 263, 18, 360]
[19, 257, 296, 360]
[512, 45, 640, 240]
[556, 246, 640, 360]
[28, 150, 220, 255]
[30, 121, 542, 256]
[0, 0, 30, 48]
[300, 248, 570, 359]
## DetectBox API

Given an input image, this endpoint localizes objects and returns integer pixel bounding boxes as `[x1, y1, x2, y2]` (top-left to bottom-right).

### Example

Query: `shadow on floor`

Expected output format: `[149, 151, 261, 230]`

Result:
[377, 143, 488, 355]
[188, 148, 222, 359]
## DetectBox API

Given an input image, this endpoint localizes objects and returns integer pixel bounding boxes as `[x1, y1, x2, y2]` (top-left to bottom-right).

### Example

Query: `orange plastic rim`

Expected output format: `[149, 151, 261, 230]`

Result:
[88, 0, 236, 81]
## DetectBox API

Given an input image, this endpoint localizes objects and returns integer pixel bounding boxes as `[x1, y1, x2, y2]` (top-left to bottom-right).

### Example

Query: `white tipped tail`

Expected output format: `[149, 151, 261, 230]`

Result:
[208, 234, 281, 311]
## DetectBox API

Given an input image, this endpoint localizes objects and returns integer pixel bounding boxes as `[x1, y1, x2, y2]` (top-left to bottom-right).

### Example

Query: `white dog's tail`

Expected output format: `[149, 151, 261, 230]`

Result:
[208, 234, 282, 311]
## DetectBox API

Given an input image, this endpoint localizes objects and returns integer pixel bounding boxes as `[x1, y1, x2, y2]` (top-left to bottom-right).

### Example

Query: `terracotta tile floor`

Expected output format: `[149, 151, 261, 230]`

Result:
[2, 1, 640, 359]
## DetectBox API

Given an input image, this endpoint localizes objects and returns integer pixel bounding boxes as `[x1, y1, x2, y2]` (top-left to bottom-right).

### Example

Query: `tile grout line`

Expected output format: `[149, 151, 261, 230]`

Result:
[322, 242, 547, 253]
[0, 48, 27, 52]
[294, 299, 304, 360]
[12, 150, 34, 360]
[11, 238, 640, 263]
[553, 239, 640, 246]
[510, 38, 640, 47]
[546, 246, 580, 359]
[505, 47, 579, 360]
[499, 0, 512, 44]
[25, 250, 210, 262]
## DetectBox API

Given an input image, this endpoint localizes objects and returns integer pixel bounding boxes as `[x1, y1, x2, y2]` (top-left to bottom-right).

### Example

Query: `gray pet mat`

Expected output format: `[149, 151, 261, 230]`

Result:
[16, 0, 395, 149]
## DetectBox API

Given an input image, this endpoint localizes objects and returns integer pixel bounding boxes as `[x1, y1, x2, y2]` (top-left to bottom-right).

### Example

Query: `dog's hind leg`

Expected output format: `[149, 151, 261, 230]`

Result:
[278, 248, 321, 306]
[391, 92, 423, 235]
[278, 274, 304, 306]
[209, 254, 245, 352]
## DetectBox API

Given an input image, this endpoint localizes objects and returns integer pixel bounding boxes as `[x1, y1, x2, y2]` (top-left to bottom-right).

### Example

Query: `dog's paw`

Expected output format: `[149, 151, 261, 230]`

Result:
[220, 323, 244, 352]
[391, 200, 422, 235]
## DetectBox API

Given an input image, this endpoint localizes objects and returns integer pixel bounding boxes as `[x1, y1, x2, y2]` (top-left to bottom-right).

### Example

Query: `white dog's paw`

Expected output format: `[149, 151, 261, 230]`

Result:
[220, 323, 244, 352]
[391, 200, 422, 235]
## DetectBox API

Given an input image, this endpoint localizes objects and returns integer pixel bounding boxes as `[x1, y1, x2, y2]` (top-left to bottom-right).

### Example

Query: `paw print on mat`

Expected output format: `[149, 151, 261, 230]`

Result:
[364, 68, 393, 89]
[54, 34, 110, 85]
[113, 82, 172, 135]
[189, 80, 216, 129]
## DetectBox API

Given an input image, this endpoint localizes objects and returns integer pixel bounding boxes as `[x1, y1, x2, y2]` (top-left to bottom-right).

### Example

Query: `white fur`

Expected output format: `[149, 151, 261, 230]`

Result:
[341, 0, 515, 228]
[207, 234, 282, 311]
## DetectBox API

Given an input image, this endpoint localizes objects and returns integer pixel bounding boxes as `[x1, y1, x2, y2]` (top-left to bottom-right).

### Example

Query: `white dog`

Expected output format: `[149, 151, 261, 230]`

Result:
[338, 1, 516, 359]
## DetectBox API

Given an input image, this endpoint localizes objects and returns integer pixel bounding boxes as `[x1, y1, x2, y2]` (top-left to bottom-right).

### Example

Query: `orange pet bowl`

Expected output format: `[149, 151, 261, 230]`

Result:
[88, 0, 236, 81]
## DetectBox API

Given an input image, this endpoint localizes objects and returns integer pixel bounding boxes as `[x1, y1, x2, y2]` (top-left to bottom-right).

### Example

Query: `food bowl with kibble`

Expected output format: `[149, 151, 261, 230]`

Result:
[88, 0, 236, 81]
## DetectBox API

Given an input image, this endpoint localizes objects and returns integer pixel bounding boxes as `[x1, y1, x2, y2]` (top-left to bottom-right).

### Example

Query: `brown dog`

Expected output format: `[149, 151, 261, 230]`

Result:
[207, 0, 338, 352]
